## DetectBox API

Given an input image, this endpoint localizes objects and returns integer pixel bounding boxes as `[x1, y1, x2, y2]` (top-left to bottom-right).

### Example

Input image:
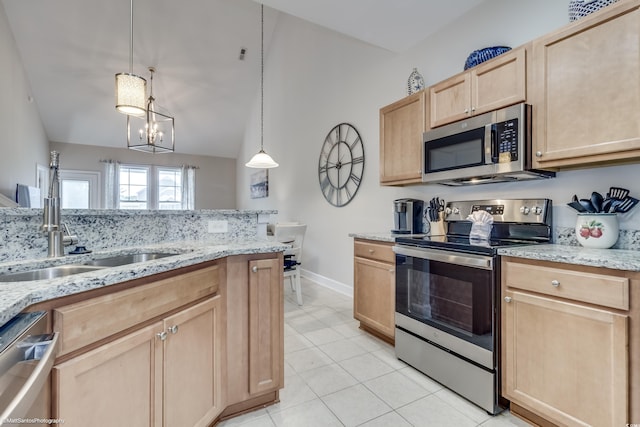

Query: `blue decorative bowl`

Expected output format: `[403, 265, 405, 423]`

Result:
[464, 46, 512, 70]
[568, 0, 619, 21]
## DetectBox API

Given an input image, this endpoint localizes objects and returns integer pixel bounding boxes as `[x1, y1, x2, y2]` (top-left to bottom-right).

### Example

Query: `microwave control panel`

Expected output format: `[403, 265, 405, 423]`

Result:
[495, 118, 518, 163]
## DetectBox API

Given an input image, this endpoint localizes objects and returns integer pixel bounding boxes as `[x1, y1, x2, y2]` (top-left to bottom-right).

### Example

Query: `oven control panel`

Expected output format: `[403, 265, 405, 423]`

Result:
[444, 199, 551, 224]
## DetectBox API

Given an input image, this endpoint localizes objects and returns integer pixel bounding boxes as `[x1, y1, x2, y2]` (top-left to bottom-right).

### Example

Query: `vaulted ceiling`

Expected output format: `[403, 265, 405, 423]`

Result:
[2, 0, 483, 158]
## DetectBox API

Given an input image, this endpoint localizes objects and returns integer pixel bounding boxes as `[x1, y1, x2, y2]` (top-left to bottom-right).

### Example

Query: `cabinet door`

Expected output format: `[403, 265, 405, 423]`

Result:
[379, 91, 426, 185]
[163, 296, 224, 427]
[532, 3, 640, 168]
[248, 258, 283, 395]
[472, 48, 526, 116]
[53, 321, 164, 427]
[353, 256, 395, 339]
[503, 290, 628, 427]
[430, 73, 471, 128]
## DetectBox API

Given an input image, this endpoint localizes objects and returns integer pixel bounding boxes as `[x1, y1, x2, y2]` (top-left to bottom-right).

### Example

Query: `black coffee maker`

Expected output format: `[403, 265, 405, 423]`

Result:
[392, 198, 424, 234]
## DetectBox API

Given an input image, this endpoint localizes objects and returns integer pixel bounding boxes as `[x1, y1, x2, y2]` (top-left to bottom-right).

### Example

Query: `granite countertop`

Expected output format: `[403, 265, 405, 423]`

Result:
[351, 231, 640, 271]
[0, 239, 289, 328]
[349, 232, 427, 243]
[498, 244, 640, 272]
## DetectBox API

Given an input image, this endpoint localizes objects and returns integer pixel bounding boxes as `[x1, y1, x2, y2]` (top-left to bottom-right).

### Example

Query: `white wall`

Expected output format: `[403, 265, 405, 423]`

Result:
[0, 3, 49, 199]
[51, 141, 236, 209]
[238, 0, 640, 294]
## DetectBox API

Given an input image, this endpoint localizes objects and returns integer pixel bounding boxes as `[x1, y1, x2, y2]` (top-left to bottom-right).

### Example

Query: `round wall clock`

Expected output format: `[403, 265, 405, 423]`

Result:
[318, 123, 365, 207]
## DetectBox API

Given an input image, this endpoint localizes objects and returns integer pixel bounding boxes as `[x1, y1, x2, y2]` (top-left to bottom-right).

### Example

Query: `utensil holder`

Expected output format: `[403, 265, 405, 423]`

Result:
[429, 220, 446, 236]
[575, 213, 619, 249]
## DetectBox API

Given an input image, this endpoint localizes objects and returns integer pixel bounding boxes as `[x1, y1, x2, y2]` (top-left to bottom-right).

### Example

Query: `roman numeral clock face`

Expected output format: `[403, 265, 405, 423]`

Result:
[318, 123, 364, 207]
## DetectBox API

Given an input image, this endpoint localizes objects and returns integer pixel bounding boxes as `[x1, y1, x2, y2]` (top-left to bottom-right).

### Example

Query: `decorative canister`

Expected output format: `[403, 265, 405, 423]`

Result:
[575, 213, 619, 249]
[407, 68, 425, 95]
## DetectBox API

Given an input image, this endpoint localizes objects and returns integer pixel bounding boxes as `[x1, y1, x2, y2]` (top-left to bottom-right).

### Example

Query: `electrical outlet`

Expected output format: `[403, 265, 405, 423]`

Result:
[207, 220, 228, 233]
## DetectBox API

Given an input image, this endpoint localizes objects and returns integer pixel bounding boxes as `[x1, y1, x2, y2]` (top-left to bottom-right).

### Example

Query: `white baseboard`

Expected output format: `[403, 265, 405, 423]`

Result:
[301, 268, 353, 299]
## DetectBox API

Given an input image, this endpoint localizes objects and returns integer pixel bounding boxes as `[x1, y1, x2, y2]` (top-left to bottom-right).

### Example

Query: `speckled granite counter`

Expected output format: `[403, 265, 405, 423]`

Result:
[0, 239, 289, 328]
[349, 232, 427, 243]
[498, 244, 640, 271]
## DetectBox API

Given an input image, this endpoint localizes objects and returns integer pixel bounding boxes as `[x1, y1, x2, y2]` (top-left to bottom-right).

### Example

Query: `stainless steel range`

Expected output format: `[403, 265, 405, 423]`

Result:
[393, 198, 552, 414]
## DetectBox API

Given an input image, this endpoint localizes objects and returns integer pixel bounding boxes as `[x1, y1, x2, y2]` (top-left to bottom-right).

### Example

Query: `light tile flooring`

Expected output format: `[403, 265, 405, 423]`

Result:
[219, 278, 532, 427]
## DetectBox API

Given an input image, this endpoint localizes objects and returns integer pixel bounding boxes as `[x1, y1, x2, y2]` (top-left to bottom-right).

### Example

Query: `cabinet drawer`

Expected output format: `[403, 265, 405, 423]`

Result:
[354, 240, 395, 264]
[504, 261, 629, 310]
[54, 264, 220, 356]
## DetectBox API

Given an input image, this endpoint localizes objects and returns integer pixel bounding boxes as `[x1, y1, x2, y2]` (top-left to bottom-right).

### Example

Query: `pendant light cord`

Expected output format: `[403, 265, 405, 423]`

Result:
[129, 0, 134, 73]
[260, 4, 264, 152]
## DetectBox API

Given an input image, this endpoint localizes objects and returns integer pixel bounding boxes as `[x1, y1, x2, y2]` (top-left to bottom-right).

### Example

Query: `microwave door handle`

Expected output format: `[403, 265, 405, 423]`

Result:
[489, 124, 498, 164]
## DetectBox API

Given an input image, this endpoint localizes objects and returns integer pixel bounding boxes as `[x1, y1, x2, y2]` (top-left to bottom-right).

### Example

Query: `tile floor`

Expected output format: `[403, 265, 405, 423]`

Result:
[219, 278, 532, 427]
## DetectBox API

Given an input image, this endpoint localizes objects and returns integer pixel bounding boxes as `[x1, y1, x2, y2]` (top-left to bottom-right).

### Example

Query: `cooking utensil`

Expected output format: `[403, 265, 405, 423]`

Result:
[608, 186, 629, 200]
[613, 196, 639, 213]
[567, 201, 587, 212]
[579, 199, 596, 213]
[590, 192, 603, 213]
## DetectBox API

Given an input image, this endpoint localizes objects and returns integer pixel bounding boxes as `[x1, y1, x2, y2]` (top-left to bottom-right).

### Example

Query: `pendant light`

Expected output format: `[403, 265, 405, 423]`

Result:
[246, 4, 278, 169]
[115, 0, 146, 116]
[127, 67, 175, 153]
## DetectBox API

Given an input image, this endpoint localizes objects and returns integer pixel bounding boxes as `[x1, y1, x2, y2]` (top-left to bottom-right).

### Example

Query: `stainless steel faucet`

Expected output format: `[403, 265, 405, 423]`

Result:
[42, 151, 78, 257]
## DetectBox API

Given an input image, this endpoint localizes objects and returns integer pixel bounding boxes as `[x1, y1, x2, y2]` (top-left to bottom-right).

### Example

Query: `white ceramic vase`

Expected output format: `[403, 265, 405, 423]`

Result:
[575, 213, 619, 249]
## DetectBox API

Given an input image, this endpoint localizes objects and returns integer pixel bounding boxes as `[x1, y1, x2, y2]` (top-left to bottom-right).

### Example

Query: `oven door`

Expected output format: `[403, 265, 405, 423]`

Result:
[394, 245, 496, 369]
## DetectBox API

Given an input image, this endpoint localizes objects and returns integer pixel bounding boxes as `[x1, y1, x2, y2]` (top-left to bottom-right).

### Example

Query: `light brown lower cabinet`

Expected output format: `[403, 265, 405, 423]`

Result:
[501, 257, 638, 427]
[222, 255, 284, 416]
[54, 296, 223, 427]
[353, 239, 395, 343]
[47, 254, 284, 427]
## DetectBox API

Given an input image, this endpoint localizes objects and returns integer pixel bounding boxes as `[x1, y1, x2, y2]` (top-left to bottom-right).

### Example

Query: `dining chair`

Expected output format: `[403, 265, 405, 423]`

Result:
[274, 223, 306, 305]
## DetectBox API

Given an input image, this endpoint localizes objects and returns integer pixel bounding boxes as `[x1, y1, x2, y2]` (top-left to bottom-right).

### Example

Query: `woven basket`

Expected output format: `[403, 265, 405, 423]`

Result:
[463, 46, 511, 71]
[568, 0, 619, 21]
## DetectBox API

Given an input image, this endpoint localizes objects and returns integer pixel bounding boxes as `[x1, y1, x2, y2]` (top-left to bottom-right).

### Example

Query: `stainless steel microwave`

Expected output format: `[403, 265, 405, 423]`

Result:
[422, 103, 554, 185]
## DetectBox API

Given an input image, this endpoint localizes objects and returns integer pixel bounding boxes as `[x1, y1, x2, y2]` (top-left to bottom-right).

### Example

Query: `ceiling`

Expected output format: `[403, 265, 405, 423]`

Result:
[2, 0, 484, 159]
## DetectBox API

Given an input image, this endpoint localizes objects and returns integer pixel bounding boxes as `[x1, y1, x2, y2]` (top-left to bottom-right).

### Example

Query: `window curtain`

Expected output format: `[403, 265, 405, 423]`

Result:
[102, 160, 120, 209]
[181, 165, 196, 210]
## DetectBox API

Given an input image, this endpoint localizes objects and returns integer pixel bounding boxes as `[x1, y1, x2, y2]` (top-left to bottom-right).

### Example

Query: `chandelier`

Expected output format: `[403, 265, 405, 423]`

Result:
[127, 67, 175, 153]
[246, 4, 278, 168]
[115, 0, 146, 116]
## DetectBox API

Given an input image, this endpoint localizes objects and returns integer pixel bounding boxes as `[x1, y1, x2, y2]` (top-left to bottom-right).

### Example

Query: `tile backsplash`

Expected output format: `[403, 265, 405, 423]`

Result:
[0, 208, 275, 263]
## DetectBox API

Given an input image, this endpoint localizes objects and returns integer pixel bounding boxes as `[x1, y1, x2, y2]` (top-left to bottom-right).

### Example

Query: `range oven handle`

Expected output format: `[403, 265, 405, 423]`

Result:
[393, 245, 493, 270]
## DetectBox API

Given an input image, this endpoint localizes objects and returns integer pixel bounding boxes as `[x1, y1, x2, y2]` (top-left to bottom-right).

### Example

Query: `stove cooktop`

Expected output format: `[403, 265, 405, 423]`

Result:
[394, 234, 542, 256]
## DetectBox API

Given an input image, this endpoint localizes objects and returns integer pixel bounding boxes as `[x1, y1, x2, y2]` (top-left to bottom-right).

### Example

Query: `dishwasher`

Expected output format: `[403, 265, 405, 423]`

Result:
[0, 312, 59, 426]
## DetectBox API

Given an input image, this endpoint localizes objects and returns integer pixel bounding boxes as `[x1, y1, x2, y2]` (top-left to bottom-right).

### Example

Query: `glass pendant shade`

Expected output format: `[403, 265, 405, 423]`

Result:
[115, 73, 146, 116]
[245, 149, 279, 168]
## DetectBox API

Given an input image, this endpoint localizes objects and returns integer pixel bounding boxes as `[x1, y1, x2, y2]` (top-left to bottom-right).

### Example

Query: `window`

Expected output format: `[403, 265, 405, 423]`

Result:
[157, 167, 182, 210]
[119, 165, 149, 209]
[118, 164, 186, 210]
[59, 170, 100, 209]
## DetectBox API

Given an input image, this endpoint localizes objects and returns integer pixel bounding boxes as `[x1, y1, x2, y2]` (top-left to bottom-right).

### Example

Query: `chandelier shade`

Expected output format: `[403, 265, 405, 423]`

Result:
[115, 72, 146, 115]
[246, 4, 278, 169]
[115, 0, 146, 116]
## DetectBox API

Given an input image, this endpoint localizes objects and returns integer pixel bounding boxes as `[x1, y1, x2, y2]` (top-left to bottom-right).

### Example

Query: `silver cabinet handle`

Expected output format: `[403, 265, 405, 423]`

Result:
[464, 108, 469, 114]
[252, 266, 258, 273]
[389, 269, 395, 273]
[369, 249, 375, 254]
[471, 107, 476, 112]
[551, 280, 560, 287]
[157, 331, 168, 341]
[168, 325, 179, 334]
[504, 296, 512, 303]
[536, 151, 543, 157]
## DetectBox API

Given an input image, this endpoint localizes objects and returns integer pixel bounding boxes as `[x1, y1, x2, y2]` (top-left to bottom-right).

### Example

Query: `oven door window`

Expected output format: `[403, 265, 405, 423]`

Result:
[425, 126, 486, 173]
[396, 253, 494, 351]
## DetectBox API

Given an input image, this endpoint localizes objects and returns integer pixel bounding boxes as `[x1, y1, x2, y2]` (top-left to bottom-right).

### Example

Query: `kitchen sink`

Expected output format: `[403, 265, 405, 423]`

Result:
[0, 265, 106, 282]
[0, 252, 178, 282]
[83, 252, 176, 267]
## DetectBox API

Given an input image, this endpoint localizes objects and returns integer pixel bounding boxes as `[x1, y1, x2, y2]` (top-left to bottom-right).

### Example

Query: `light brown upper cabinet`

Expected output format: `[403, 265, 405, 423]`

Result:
[379, 90, 427, 185]
[531, 0, 640, 169]
[430, 47, 526, 128]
